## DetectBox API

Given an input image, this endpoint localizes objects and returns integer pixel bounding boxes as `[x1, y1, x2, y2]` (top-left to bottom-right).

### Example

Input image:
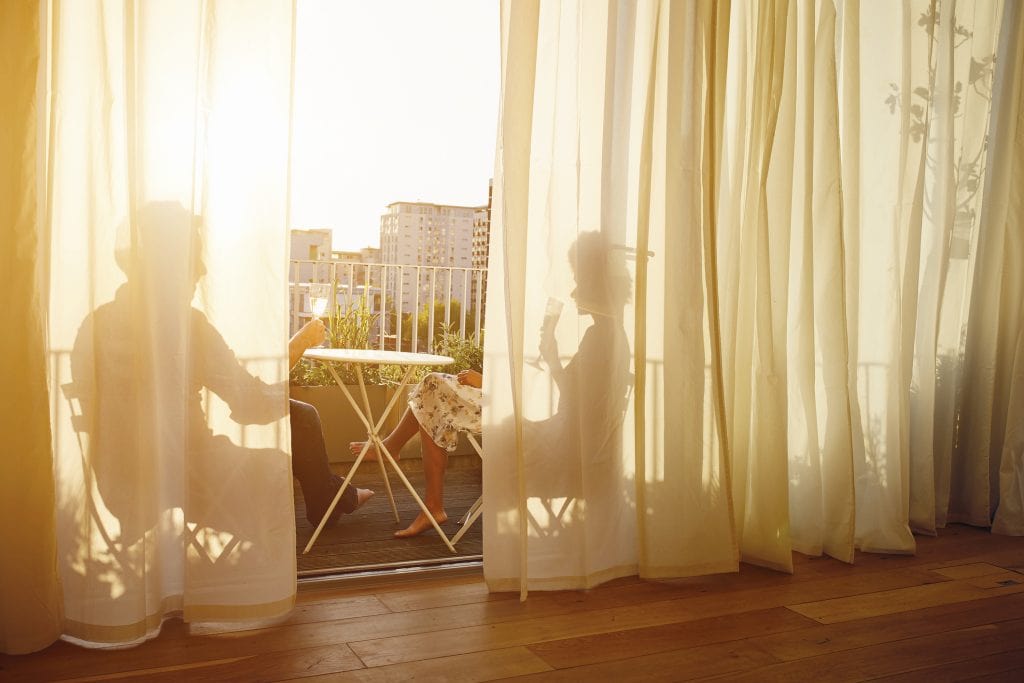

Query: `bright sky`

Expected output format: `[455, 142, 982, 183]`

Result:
[290, 0, 499, 252]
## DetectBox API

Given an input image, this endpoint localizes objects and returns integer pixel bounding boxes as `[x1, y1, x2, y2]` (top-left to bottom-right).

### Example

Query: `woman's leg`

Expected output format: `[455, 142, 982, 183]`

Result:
[349, 405, 420, 461]
[394, 425, 449, 538]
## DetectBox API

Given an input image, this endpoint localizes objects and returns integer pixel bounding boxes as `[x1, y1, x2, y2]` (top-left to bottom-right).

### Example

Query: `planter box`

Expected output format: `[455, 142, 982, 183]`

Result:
[290, 384, 477, 463]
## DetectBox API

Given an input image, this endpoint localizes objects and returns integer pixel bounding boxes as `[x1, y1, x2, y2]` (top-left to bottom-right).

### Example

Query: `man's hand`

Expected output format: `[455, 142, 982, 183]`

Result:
[300, 318, 327, 347]
[288, 318, 327, 370]
[457, 369, 483, 388]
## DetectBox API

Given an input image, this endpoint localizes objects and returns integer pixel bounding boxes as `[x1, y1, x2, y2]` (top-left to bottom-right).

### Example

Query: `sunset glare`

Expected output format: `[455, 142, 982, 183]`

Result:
[290, 0, 499, 252]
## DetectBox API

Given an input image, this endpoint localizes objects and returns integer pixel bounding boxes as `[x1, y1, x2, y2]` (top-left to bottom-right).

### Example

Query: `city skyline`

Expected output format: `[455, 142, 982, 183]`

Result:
[288, 0, 499, 252]
[294, 193, 491, 252]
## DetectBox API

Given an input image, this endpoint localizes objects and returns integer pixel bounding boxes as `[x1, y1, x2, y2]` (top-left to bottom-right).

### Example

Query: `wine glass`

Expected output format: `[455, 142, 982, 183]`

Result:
[525, 297, 563, 370]
[308, 283, 331, 347]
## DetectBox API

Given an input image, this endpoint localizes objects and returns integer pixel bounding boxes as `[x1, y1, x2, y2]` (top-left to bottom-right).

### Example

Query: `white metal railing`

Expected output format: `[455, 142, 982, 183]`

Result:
[289, 259, 487, 352]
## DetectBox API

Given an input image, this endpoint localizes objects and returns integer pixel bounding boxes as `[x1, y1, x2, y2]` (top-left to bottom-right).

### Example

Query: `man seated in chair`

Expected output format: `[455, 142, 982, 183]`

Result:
[69, 202, 371, 548]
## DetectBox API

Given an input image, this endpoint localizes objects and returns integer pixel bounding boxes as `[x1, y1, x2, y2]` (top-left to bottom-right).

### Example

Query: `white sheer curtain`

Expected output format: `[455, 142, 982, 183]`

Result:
[485, 0, 1019, 595]
[45, 1, 297, 645]
[960, 0, 1024, 536]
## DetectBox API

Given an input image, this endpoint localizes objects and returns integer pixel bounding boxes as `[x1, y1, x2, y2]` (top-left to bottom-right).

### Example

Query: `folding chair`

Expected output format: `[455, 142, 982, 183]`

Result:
[522, 372, 634, 539]
[451, 431, 483, 546]
[62, 381, 230, 567]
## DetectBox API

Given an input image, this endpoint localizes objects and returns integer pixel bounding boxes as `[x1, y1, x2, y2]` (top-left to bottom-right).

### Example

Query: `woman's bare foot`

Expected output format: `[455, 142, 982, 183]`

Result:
[394, 510, 448, 538]
[353, 488, 375, 510]
[348, 438, 397, 462]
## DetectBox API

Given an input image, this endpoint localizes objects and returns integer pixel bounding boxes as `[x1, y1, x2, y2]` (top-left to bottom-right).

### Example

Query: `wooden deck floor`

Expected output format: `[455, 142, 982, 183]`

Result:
[4, 525, 1024, 681]
[296, 455, 482, 574]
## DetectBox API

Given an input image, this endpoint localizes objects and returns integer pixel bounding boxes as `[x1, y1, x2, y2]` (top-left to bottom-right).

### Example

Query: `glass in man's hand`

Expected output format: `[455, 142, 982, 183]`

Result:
[308, 283, 331, 347]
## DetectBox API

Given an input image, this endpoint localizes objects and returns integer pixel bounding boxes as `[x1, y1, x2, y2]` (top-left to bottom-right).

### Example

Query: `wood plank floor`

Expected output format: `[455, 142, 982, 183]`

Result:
[3, 525, 1023, 682]
[296, 455, 482, 574]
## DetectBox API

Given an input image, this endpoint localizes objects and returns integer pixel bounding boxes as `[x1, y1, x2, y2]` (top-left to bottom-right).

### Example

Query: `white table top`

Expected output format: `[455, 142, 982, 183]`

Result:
[304, 348, 454, 366]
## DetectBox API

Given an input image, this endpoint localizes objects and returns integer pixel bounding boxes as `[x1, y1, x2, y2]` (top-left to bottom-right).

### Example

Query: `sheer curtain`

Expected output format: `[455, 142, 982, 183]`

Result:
[485, 0, 1020, 595]
[960, 0, 1024, 536]
[2, 0, 298, 650]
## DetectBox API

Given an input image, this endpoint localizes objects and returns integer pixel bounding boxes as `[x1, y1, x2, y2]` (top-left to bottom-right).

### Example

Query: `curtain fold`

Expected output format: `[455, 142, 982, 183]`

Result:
[1, 0, 64, 656]
[42, 0, 297, 646]
[486, 0, 1021, 595]
[962, 0, 1024, 536]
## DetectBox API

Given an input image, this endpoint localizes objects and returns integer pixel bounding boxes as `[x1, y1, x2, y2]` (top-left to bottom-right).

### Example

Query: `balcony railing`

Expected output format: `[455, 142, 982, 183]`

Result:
[289, 259, 487, 352]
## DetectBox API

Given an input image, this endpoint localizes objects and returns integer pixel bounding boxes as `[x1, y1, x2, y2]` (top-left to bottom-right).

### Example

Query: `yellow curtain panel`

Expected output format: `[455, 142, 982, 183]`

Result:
[0, 0, 64, 656]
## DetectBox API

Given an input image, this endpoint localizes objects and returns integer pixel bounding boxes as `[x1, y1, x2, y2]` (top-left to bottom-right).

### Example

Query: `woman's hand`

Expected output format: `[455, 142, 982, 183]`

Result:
[457, 369, 483, 388]
[539, 326, 559, 367]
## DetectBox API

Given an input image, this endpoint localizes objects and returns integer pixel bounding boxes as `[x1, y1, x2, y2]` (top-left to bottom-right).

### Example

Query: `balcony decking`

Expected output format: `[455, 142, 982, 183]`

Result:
[295, 454, 482, 574]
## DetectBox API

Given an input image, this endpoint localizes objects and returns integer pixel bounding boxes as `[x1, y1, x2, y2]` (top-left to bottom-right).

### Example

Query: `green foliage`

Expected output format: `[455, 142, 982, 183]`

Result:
[289, 302, 485, 388]
[375, 326, 484, 386]
[401, 301, 479, 348]
[432, 327, 484, 374]
[290, 299, 381, 386]
[330, 298, 376, 350]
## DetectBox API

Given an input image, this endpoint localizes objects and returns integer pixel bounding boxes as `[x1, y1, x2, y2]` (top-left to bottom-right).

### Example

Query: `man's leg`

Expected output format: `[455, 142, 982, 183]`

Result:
[290, 399, 362, 524]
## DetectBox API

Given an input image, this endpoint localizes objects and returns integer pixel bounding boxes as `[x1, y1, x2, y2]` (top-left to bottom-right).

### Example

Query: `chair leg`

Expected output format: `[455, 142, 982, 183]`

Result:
[450, 432, 484, 546]
[457, 496, 483, 526]
[451, 497, 483, 546]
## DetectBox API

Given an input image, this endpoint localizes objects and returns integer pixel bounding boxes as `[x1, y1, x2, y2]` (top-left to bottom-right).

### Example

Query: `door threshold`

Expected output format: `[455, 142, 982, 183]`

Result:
[297, 555, 482, 590]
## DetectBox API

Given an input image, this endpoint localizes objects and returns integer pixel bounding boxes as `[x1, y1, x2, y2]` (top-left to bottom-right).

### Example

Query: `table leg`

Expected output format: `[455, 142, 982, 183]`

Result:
[303, 359, 458, 555]
[374, 437, 399, 523]
[360, 365, 456, 553]
[356, 366, 400, 523]
[376, 445, 457, 554]
[303, 363, 401, 552]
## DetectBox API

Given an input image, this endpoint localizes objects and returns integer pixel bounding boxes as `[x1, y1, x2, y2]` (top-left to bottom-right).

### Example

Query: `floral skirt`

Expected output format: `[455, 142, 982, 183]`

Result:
[408, 372, 482, 452]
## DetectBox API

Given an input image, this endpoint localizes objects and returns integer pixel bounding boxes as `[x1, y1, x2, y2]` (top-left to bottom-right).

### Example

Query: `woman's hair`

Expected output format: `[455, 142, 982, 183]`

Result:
[569, 231, 632, 314]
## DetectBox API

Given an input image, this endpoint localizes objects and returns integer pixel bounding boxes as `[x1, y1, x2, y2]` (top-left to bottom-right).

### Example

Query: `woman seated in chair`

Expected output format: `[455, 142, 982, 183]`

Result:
[350, 368, 482, 538]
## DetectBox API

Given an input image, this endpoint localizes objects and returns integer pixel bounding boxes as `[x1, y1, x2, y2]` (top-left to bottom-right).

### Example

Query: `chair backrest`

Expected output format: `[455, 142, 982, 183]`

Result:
[61, 381, 89, 433]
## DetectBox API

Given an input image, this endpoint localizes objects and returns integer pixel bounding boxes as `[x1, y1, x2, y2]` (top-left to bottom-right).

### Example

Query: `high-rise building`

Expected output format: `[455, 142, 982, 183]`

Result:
[379, 201, 484, 314]
[470, 180, 492, 323]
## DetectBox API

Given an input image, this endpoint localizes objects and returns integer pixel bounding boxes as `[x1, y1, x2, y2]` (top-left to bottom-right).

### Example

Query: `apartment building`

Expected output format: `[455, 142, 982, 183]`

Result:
[470, 180, 492, 320]
[331, 247, 380, 265]
[288, 229, 382, 336]
[289, 228, 333, 283]
[379, 201, 484, 315]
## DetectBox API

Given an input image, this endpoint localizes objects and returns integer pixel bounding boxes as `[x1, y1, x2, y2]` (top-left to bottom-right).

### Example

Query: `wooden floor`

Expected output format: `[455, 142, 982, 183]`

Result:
[296, 455, 482, 574]
[4, 525, 1024, 682]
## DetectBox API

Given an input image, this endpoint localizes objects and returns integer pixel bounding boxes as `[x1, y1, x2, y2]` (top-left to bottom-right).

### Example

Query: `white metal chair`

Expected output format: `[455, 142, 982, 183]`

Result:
[62, 381, 232, 567]
[451, 432, 483, 546]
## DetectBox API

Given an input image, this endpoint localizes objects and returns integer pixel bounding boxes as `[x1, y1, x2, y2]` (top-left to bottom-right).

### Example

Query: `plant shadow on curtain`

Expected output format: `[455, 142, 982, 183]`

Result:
[45, 1, 296, 646]
[483, 0, 1022, 596]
